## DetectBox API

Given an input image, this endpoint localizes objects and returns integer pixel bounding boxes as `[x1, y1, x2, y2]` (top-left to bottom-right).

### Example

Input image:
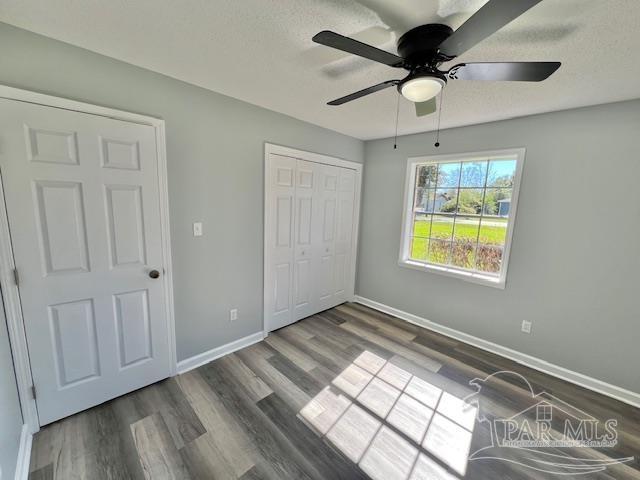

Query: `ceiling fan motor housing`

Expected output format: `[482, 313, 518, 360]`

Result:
[397, 24, 454, 67]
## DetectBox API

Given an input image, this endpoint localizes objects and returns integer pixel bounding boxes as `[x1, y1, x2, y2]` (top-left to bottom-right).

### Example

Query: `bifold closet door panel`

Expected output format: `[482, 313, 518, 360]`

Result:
[313, 164, 340, 311]
[265, 154, 296, 331]
[334, 168, 357, 304]
[292, 159, 315, 321]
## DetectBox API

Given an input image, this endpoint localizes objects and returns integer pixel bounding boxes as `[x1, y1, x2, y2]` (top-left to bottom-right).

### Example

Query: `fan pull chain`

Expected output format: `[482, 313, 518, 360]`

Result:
[393, 93, 401, 149]
[435, 88, 445, 148]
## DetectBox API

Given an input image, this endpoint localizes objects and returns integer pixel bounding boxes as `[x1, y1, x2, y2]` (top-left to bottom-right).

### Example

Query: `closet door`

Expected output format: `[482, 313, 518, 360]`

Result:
[292, 160, 316, 321]
[265, 154, 296, 331]
[265, 149, 360, 333]
[334, 168, 357, 304]
[313, 163, 340, 311]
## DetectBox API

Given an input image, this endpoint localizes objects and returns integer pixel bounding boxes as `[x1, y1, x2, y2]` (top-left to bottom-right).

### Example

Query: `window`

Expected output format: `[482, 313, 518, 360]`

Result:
[399, 149, 524, 288]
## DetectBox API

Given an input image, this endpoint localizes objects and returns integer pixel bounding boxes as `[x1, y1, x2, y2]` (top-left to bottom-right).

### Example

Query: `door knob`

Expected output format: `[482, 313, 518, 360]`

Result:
[149, 269, 161, 279]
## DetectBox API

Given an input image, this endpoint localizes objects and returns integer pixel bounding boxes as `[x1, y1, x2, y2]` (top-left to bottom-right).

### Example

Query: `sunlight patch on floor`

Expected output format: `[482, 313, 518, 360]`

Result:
[326, 403, 381, 463]
[299, 351, 477, 479]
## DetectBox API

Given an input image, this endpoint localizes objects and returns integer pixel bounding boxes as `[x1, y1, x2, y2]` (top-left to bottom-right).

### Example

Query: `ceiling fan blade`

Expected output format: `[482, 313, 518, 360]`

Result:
[438, 0, 543, 58]
[448, 62, 561, 81]
[415, 97, 437, 117]
[327, 80, 399, 105]
[313, 30, 404, 67]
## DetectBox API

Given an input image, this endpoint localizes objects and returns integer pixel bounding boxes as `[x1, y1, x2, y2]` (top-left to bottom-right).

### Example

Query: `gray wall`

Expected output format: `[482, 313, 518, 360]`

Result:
[0, 22, 364, 362]
[0, 302, 23, 480]
[358, 100, 640, 393]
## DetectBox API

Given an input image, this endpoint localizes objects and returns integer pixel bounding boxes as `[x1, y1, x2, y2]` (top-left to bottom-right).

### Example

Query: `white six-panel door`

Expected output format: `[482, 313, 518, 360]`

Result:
[0, 98, 172, 425]
[265, 150, 359, 332]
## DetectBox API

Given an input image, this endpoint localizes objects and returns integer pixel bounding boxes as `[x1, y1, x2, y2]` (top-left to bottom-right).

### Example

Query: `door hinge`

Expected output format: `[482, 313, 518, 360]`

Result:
[13, 268, 19, 286]
[31, 385, 36, 400]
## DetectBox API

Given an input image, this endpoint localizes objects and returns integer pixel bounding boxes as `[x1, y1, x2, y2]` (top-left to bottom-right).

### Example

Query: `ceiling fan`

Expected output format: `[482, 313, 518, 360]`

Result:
[312, 0, 561, 117]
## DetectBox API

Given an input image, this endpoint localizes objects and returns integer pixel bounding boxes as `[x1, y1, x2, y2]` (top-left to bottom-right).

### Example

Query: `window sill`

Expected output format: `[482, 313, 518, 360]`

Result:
[398, 259, 506, 289]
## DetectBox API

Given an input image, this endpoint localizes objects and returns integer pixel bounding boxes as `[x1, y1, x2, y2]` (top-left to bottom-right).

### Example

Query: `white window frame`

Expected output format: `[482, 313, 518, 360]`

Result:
[398, 148, 525, 289]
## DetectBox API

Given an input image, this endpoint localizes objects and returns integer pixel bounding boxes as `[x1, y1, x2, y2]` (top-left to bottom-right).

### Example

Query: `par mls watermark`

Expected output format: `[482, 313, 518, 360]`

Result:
[463, 371, 634, 476]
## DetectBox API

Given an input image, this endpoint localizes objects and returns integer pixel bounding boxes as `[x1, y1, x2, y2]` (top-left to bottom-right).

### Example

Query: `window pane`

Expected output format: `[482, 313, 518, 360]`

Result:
[414, 188, 435, 213]
[430, 215, 454, 240]
[437, 162, 461, 188]
[487, 159, 516, 188]
[416, 164, 437, 189]
[482, 188, 512, 216]
[476, 245, 503, 273]
[453, 216, 480, 242]
[413, 214, 431, 238]
[456, 188, 484, 214]
[478, 217, 507, 246]
[428, 239, 451, 265]
[451, 240, 476, 269]
[460, 161, 488, 188]
[410, 237, 429, 262]
[434, 188, 457, 213]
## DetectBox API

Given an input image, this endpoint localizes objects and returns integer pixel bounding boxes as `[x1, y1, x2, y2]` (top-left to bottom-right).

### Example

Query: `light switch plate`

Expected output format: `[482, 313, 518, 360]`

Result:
[521, 320, 532, 334]
[193, 222, 203, 237]
[230, 309, 238, 321]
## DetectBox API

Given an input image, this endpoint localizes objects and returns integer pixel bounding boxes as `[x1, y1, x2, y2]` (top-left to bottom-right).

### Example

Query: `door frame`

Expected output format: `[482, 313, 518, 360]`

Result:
[263, 142, 363, 336]
[0, 85, 177, 433]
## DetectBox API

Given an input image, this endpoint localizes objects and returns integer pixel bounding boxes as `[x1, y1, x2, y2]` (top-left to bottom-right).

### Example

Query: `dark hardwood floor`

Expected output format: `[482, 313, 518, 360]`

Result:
[28, 303, 640, 479]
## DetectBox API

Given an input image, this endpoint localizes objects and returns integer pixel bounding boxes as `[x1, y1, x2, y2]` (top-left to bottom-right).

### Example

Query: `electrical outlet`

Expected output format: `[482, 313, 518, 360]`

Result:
[521, 320, 532, 334]
[230, 309, 238, 321]
[193, 222, 203, 237]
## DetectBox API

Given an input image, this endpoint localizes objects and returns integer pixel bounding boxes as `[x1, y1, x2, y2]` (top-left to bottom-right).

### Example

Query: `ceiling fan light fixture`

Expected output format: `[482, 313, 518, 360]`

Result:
[400, 75, 445, 102]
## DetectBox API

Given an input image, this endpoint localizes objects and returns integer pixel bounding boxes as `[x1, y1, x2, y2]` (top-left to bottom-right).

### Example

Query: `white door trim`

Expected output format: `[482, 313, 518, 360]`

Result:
[263, 143, 363, 336]
[0, 85, 176, 433]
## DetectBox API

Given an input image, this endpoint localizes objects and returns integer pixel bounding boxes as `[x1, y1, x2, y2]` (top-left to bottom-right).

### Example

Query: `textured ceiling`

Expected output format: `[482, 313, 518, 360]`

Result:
[1, 0, 639, 140]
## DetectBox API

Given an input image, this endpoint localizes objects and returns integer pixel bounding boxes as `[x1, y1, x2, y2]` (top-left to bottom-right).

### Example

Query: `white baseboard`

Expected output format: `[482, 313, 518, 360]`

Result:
[354, 295, 640, 409]
[176, 331, 265, 375]
[14, 424, 32, 480]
